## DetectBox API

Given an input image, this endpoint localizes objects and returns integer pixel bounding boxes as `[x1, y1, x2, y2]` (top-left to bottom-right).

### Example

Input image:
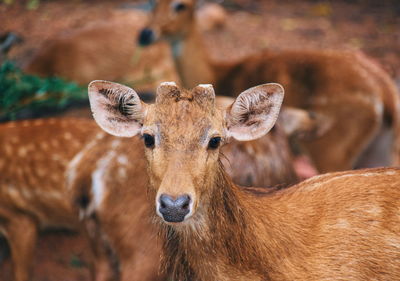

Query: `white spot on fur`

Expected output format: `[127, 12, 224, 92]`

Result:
[117, 155, 129, 166]
[118, 167, 127, 179]
[66, 133, 105, 188]
[111, 140, 121, 149]
[90, 151, 116, 212]
[8, 185, 19, 198]
[64, 132, 72, 140]
[18, 147, 28, 157]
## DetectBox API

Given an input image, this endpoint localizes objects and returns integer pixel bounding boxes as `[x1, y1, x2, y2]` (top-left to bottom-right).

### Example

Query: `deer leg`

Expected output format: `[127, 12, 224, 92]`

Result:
[84, 216, 119, 281]
[5, 214, 37, 281]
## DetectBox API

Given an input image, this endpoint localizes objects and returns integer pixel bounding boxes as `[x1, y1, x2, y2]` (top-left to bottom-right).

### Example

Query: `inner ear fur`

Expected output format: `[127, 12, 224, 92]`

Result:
[226, 83, 284, 141]
[88, 80, 147, 137]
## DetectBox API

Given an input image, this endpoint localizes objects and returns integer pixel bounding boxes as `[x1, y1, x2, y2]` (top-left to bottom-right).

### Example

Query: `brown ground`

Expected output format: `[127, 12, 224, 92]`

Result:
[0, 0, 399, 280]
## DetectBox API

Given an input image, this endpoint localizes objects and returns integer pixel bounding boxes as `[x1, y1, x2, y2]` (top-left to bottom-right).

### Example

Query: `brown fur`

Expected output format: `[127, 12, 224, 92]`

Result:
[86, 82, 400, 280]
[68, 109, 307, 281]
[0, 118, 100, 281]
[87, 82, 400, 281]
[0, 103, 307, 281]
[23, 5, 227, 91]
[24, 10, 177, 91]
[143, 0, 400, 172]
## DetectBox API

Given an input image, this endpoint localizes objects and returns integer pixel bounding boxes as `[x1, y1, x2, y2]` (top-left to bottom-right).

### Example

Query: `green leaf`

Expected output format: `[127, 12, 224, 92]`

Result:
[26, 0, 40, 10]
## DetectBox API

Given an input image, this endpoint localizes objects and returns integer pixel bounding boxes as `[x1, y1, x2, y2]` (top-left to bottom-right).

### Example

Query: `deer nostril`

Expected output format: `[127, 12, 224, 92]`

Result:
[182, 202, 189, 210]
[138, 28, 155, 46]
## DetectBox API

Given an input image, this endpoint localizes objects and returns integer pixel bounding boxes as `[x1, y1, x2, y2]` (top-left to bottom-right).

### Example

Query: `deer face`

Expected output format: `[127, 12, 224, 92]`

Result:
[138, 0, 195, 46]
[88, 81, 284, 225]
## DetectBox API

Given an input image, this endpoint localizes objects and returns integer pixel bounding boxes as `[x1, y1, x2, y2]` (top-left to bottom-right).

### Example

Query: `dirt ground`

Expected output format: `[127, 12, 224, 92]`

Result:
[0, 0, 399, 280]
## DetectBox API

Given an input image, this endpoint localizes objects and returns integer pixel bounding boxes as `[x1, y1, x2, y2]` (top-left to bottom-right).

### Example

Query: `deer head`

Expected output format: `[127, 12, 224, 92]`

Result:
[138, 0, 197, 46]
[88, 80, 283, 224]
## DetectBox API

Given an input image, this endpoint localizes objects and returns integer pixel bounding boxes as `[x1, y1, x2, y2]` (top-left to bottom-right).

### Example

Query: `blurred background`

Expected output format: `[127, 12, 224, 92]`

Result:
[0, 0, 399, 280]
[1, 0, 399, 121]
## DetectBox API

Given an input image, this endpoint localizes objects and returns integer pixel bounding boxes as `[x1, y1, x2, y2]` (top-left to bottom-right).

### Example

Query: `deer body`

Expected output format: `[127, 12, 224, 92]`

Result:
[161, 167, 400, 281]
[0, 118, 100, 281]
[139, 0, 400, 172]
[87, 80, 400, 281]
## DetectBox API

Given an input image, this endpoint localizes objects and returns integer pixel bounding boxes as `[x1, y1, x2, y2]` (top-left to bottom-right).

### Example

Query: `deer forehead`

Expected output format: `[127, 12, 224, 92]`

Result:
[144, 85, 223, 138]
[144, 102, 223, 148]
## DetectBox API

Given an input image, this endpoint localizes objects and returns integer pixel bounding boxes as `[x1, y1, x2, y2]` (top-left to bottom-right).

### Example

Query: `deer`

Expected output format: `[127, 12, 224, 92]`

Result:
[87, 80, 400, 281]
[0, 98, 318, 281]
[67, 92, 322, 281]
[0, 118, 101, 281]
[138, 0, 400, 173]
[23, 3, 226, 91]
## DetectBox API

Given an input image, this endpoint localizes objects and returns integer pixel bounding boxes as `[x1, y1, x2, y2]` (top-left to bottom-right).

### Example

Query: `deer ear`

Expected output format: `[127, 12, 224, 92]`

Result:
[88, 80, 147, 137]
[226, 83, 284, 141]
[279, 107, 332, 139]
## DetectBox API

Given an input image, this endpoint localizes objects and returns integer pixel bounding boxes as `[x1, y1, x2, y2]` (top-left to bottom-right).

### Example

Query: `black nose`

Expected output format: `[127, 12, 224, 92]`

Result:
[138, 28, 155, 46]
[158, 194, 191, 222]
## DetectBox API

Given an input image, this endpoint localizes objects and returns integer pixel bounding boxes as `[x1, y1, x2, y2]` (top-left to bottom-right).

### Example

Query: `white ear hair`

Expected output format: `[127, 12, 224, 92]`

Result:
[88, 80, 147, 137]
[226, 83, 284, 141]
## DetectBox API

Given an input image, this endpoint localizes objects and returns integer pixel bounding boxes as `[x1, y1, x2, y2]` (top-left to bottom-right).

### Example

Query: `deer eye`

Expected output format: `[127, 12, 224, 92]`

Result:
[173, 2, 187, 12]
[208, 137, 221, 150]
[143, 134, 155, 148]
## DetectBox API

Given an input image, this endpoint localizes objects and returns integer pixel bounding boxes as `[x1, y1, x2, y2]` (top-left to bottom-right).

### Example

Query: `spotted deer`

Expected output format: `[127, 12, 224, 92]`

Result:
[88, 80, 400, 281]
[0, 98, 318, 281]
[0, 118, 100, 281]
[138, 0, 400, 172]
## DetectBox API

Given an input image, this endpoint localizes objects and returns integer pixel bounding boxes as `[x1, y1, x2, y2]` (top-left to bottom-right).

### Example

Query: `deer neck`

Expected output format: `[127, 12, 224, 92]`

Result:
[159, 164, 306, 281]
[169, 25, 216, 89]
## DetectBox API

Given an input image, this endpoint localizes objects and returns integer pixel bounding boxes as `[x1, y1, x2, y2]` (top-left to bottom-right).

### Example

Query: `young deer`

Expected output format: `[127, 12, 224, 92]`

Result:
[138, 0, 400, 172]
[88, 80, 400, 281]
[68, 93, 322, 281]
[0, 101, 316, 281]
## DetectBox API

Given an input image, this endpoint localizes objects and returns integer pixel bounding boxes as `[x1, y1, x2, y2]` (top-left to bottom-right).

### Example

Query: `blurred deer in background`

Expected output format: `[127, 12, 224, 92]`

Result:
[23, 3, 227, 91]
[0, 96, 319, 281]
[138, 0, 400, 172]
[88, 80, 400, 281]
[0, 118, 100, 281]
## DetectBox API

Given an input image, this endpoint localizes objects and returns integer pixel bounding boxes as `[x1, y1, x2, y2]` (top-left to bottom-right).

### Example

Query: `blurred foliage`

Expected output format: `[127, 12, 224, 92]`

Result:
[26, 0, 40, 10]
[0, 60, 87, 120]
[1, 0, 40, 9]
